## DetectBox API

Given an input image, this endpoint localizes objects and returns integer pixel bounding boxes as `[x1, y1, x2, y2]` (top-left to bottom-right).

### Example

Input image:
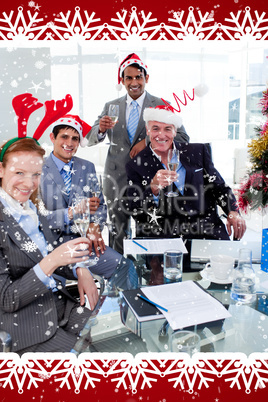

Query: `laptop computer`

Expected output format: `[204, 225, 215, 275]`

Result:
[188, 239, 261, 270]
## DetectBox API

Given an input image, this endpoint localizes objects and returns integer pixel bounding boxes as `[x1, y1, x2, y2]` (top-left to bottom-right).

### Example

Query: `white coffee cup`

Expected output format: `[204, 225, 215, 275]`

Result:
[205, 254, 234, 280]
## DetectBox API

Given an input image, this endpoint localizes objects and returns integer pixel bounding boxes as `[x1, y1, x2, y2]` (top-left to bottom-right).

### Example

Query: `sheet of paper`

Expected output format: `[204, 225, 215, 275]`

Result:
[142, 280, 231, 330]
[123, 238, 188, 255]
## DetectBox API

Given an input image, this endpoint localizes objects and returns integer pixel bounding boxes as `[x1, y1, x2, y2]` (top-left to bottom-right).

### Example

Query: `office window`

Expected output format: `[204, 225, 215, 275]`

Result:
[0, 41, 267, 181]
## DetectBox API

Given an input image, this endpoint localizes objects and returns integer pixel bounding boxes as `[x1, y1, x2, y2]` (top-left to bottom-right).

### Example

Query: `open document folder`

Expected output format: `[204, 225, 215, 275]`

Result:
[142, 280, 231, 330]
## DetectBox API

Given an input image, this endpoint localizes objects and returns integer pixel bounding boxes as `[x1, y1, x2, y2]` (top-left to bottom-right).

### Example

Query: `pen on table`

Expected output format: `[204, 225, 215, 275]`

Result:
[137, 293, 168, 312]
[132, 240, 148, 251]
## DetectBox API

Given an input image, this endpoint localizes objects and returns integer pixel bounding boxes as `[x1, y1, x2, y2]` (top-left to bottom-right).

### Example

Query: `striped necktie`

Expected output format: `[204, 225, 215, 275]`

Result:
[127, 100, 139, 143]
[62, 162, 72, 196]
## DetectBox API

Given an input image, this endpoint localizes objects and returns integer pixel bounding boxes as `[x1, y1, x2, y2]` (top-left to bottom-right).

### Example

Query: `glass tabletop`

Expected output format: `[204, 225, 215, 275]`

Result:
[72, 253, 268, 356]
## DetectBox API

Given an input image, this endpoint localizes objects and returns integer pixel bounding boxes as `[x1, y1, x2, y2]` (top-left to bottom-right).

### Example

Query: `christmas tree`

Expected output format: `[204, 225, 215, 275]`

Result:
[237, 89, 268, 213]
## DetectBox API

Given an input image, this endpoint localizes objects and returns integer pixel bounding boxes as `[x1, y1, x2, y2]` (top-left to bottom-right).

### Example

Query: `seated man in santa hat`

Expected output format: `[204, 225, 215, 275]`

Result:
[126, 105, 246, 241]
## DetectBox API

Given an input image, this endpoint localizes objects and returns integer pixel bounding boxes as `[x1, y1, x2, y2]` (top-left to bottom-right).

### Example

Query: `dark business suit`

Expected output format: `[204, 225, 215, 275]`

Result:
[40, 153, 121, 279]
[126, 142, 238, 240]
[0, 202, 91, 353]
[87, 91, 189, 253]
[40, 153, 107, 234]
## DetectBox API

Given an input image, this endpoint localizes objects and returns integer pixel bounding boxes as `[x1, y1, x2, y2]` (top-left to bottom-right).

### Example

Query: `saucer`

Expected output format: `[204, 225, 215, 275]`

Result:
[200, 268, 233, 284]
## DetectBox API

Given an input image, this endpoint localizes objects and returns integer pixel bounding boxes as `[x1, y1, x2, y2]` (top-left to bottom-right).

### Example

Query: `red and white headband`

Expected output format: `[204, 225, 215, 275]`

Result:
[12, 93, 73, 140]
[11, 93, 91, 147]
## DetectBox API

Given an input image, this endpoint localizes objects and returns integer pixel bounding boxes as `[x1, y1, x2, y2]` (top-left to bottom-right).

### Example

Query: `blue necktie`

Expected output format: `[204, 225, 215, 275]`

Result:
[62, 162, 72, 196]
[127, 100, 139, 143]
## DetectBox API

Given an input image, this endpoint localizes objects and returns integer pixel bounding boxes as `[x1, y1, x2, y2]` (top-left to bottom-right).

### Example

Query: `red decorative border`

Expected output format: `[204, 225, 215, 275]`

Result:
[0, 3, 267, 40]
[1, 352, 268, 400]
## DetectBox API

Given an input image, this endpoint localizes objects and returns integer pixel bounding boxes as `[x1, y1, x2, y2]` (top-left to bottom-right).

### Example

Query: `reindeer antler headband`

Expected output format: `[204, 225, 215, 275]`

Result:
[12, 92, 73, 139]
[0, 93, 73, 162]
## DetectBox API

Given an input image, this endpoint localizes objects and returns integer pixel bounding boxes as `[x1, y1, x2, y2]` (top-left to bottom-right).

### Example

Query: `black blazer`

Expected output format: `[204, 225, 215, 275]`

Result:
[126, 142, 238, 240]
[0, 201, 77, 352]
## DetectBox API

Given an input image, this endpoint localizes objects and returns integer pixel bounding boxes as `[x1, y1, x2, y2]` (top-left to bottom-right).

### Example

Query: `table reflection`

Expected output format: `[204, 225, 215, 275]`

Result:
[72, 238, 267, 356]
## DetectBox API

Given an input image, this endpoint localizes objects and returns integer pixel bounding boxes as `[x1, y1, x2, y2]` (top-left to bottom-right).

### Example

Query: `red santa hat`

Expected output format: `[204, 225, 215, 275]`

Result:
[116, 53, 148, 91]
[143, 104, 183, 129]
[52, 114, 91, 147]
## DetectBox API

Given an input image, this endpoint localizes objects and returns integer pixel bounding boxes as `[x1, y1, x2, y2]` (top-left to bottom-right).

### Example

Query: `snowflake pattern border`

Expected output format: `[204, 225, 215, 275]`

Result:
[1, 353, 268, 394]
[0, 6, 267, 41]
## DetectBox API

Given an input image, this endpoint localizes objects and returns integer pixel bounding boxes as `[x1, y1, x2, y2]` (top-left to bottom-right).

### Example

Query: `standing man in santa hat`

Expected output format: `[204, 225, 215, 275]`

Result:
[86, 53, 189, 254]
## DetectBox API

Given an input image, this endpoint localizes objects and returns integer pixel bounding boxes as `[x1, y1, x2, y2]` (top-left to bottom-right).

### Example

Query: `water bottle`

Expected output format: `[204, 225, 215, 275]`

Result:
[230, 248, 256, 303]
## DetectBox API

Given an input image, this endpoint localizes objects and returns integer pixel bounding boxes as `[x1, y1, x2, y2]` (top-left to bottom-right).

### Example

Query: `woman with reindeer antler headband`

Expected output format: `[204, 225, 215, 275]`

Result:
[0, 94, 98, 353]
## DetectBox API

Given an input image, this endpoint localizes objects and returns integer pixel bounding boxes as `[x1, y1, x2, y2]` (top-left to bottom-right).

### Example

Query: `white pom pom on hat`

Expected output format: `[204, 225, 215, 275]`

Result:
[52, 114, 91, 147]
[116, 83, 123, 91]
[143, 105, 183, 129]
[116, 53, 148, 91]
[194, 84, 209, 97]
[80, 137, 89, 147]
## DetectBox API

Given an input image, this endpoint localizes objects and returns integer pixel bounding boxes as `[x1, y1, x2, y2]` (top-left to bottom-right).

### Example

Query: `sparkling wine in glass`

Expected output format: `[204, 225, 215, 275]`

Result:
[73, 196, 97, 267]
[110, 115, 118, 124]
[73, 197, 90, 236]
[92, 174, 103, 198]
[168, 160, 179, 172]
[107, 104, 119, 145]
[165, 148, 179, 197]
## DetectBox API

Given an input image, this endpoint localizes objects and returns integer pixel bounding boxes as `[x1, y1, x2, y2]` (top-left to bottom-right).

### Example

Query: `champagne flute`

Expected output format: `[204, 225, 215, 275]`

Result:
[92, 174, 103, 198]
[107, 104, 119, 145]
[165, 148, 179, 197]
[73, 196, 97, 267]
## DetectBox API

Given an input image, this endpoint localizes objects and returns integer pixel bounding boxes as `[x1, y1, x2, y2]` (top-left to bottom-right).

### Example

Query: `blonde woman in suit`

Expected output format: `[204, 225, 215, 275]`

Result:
[0, 137, 95, 354]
